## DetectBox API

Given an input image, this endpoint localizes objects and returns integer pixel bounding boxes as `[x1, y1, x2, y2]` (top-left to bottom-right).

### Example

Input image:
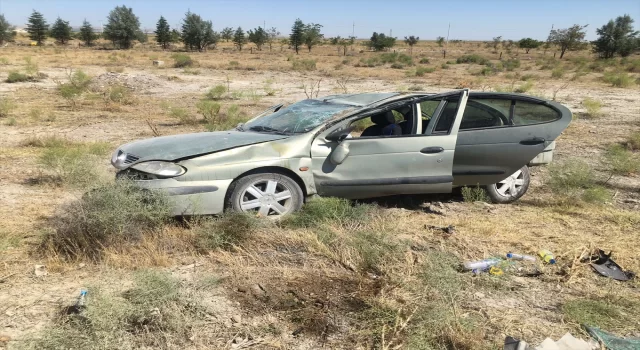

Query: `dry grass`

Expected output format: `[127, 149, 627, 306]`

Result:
[1, 38, 640, 349]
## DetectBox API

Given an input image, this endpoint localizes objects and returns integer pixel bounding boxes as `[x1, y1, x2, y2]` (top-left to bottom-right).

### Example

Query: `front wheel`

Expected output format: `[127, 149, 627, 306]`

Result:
[485, 166, 530, 204]
[227, 172, 304, 217]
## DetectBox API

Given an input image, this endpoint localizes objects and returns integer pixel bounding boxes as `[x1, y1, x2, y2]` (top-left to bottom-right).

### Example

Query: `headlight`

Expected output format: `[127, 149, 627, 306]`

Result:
[131, 161, 186, 178]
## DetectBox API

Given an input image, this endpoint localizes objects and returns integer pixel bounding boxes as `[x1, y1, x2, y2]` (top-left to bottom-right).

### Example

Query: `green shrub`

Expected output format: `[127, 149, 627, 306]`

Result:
[282, 197, 376, 229]
[456, 54, 489, 65]
[581, 186, 611, 203]
[415, 66, 435, 76]
[228, 60, 240, 68]
[350, 231, 403, 274]
[582, 98, 602, 118]
[227, 104, 241, 119]
[379, 52, 398, 64]
[56, 70, 92, 108]
[7, 71, 31, 83]
[547, 159, 597, 197]
[194, 212, 259, 251]
[602, 71, 635, 88]
[419, 58, 430, 64]
[563, 298, 640, 331]
[397, 53, 413, 65]
[390, 63, 404, 69]
[520, 73, 536, 81]
[292, 59, 317, 71]
[0, 98, 15, 118]
[461, 185, 488, 202]
[625, 58, 640, 73]
[625, 131, 640, 151]
[503, 58, 520, 71]
[0, 57, 8, 65]
[606, 144, 640, 176]
[5, 117, 17, 126]
[105, 84, 134, 105]
[196, 100, 221, 124]
[172, 53, 194, 68]
[441, 63, 450, 69]
[38, 141, 111, 187]
[551, 67, 565, 78]
[206, 85, 227, 100]
[514, 81, 534, 93]
[41, 181, 170, 260]
[169, 107, 196, 124]
[21, 135, 73, 148]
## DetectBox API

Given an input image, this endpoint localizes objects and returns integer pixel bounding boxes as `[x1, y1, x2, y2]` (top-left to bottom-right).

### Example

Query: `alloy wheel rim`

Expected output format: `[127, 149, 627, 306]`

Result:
[496, 169, 525, 197]
[240, 179, 293, 216]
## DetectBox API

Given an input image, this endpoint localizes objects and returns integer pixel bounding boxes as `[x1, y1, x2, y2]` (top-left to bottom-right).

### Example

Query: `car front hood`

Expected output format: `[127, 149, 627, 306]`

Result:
[114, 131, 288, 167]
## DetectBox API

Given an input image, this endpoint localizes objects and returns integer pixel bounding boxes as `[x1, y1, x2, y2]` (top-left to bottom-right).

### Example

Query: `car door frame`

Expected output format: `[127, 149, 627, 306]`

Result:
[309, 89, 469, 199]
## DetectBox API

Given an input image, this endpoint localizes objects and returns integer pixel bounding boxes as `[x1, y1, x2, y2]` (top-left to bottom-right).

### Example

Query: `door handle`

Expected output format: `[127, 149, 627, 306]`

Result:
[520, 138, 545, 145]
[421, 146, 444, 154]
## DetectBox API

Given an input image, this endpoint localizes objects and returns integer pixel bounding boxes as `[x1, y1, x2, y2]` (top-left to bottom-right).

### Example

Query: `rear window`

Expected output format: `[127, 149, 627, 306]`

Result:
[513, 101, 560, 125]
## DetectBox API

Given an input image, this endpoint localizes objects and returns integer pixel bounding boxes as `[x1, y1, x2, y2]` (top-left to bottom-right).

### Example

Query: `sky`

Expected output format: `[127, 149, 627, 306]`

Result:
[1, 0, 639, 41]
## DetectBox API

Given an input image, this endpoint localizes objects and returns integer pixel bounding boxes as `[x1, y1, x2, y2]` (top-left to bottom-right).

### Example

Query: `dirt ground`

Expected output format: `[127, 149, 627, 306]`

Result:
[1, 40, 639, 349]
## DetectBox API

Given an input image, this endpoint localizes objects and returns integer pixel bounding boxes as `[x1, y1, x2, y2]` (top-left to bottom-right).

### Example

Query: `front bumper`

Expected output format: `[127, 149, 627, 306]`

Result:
[123, 176, 233, 216]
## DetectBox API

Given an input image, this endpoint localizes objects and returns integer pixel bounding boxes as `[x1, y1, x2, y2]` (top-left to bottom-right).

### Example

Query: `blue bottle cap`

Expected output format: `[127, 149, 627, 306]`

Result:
[506, 253, 513, 258]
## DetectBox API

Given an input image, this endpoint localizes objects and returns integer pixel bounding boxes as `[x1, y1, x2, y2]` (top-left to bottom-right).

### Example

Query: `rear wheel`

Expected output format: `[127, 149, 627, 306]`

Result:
[485, 166, 530, 204]
[228, 172, 303, 217]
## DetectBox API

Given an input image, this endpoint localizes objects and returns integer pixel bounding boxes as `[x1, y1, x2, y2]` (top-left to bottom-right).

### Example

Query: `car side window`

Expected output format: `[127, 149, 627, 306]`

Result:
[433, 100, 458, 133]
[348, 104, 416, 138]
[513, 101, 560, 125]
[459, 99, 511, 130]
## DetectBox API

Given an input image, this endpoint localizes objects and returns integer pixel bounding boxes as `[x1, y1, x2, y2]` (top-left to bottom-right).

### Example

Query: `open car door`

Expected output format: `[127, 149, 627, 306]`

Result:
[310, 89, 469, 199]
[451, 93, 572, 186]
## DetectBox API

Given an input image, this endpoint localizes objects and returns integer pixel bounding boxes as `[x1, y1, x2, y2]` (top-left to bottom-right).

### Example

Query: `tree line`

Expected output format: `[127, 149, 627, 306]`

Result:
[0, 8, 638, 59]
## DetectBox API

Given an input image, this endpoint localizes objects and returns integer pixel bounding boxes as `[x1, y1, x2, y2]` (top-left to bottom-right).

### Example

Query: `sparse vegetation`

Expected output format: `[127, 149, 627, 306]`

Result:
[171, 53, 194, 68]
[206, 84, 227, 99]
[6, 71, 30, 83]
[415, 66, 435, 76]
[194, 212, 260, 250]
[40, 180, 170, 260]
[0, 98, 16, 118]
[625, 131, 640, 150]
[291, 58, 317, 71]
[605, 144, 640, 178]
[602, 71, 635, 87]
[581, 98, 603, 118]
[37, 140, 110, 188]
[461, 185, 488, 202]
[456, 54, 489, 65]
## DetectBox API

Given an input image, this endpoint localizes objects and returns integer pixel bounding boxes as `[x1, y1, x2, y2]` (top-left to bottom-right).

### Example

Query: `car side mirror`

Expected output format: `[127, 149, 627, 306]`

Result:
[325, 126, 355, 142]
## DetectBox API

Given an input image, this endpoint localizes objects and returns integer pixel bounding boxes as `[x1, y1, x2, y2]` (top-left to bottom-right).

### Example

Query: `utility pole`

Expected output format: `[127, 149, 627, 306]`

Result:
[390, 29, 392, 37]
[444, 22, 450, 59]
[352, 21, 355, 38]
[264, 20, 266, 29]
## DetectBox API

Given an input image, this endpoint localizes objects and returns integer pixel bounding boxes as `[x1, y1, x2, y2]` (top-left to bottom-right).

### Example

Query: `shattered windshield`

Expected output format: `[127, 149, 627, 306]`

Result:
[243, 99, 356, 134]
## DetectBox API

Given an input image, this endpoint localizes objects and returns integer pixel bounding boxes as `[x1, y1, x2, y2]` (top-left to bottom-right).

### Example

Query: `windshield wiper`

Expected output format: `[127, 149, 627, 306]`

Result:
[248, 125, 289, 135]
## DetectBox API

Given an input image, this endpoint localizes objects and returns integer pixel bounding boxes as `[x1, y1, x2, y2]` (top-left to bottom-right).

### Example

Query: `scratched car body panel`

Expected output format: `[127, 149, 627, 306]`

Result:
[111, 89, 572, 216]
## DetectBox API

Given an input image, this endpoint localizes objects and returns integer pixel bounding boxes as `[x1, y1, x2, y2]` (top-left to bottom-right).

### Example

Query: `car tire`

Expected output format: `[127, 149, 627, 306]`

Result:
[484, 166, 530, 204]
[227, 172, 304, 217]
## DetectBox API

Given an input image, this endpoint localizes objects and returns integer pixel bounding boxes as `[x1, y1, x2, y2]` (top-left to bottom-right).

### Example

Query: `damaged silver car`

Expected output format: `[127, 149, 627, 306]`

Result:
[112, 89, 572, 216]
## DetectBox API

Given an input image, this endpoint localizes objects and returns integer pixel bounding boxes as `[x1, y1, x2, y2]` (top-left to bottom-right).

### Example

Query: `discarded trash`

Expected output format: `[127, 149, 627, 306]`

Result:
[507, 252, 537, 262]
[536, 332, 598, 350]
[489, 266, 504, 276]
[62, 289, 88, 316]
[585, 325, 640, 350]
[464, 258, 501, 272]
[538, 250, 556, 264]
[34, 264, 48, 277]
[503, 335, 528, 350]
[585, 249, 635, 281]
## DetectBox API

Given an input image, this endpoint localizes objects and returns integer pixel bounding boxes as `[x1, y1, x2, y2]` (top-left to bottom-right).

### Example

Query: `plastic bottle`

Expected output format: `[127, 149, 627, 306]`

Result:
[538, 250, 556, 264]
[463, 259, 500, 271]
[76, 289, 87, 307]
[506, 252, 537, 262]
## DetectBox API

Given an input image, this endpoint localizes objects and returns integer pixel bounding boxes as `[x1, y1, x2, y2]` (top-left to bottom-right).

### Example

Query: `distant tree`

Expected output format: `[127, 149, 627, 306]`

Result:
[103, 5, 142, 49]
[518, 38, 542, 53]
[404, 35, 419, 54]
[180, 11, 218, 51]
[492, 36, 502, 51]
[26, 10, 49, 45]
[78, 19, 98, 46]
[303, 23, 323, 52]
[136, 30, 148, 43]
[548, 24, 588, 58]
[50, 17, 73, 45]
[368, 32, 396, 51]
[170, 29, 181, 43]
[593, 14, 638, 58]
[155, 16, 171, 49]
[0, 14, 17, 45]
[233, 27, 247, 51]
[247, 26, 267, 50]
[330, 35, 354, 55]
[266, 27, 280, 51]
[436, 36, 445, 47]
[221, 27, 233, 42]
[289, 18, 305, 54]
